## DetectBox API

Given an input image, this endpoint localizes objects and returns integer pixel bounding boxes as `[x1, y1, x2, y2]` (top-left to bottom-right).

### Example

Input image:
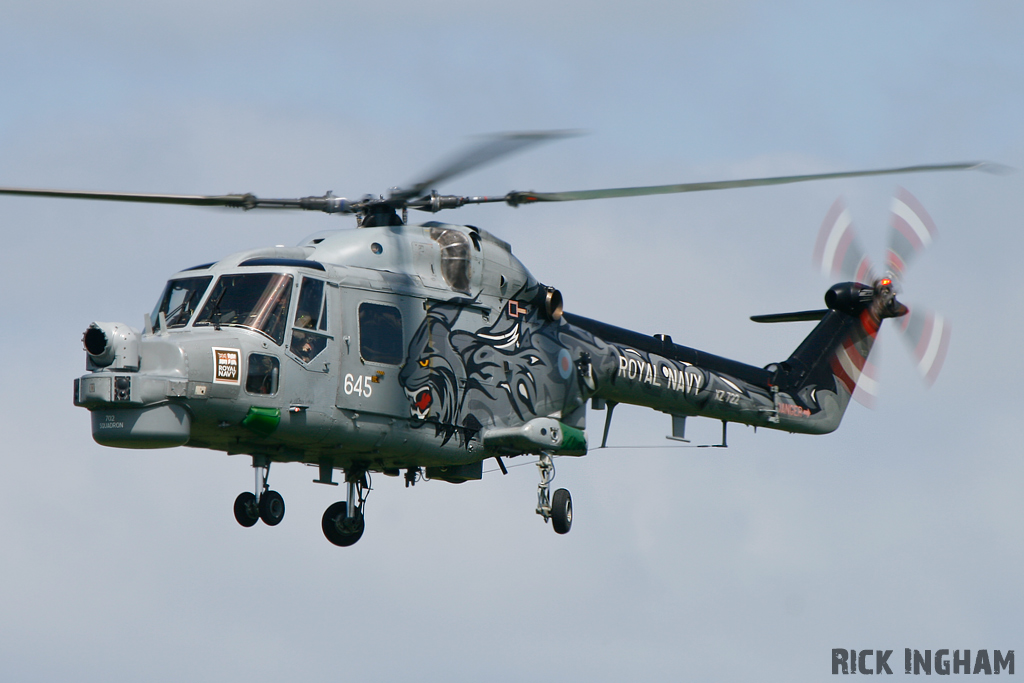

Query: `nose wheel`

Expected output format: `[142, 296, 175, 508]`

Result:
[551, 487, 572, 534]
[536, 453, 573, 534]
[233, 459, 286, 528]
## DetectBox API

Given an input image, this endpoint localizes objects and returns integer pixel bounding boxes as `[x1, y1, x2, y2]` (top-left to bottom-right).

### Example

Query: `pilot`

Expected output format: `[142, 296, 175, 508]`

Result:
[291, 329, 321, 362]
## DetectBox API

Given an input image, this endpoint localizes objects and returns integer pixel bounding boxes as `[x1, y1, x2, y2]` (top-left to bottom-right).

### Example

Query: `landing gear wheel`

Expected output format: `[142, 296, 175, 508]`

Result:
[322, 501, 365, 547]
[551, 488, 572, 534]
[258, 490, 285, 526]
[233, 491, 260, 528]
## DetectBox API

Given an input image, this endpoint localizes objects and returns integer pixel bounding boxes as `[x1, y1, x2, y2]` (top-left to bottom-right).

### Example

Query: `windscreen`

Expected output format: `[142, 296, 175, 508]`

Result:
[152, 276, 213, 328]
[193, 273, 293, 345]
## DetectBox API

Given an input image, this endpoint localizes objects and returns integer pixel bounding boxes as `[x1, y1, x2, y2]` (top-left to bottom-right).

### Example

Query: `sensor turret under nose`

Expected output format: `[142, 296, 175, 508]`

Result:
[82, 322, 140, 370]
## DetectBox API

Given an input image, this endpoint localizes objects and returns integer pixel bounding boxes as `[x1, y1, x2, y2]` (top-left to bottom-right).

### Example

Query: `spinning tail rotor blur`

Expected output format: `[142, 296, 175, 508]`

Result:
[813, 188, 950, 405]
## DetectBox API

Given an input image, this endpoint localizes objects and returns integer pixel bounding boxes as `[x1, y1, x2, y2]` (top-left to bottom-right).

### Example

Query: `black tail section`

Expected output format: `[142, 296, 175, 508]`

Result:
[562, 281, 891, 436]
[774, 307, 879, 397]
[763, 282, 887, 427]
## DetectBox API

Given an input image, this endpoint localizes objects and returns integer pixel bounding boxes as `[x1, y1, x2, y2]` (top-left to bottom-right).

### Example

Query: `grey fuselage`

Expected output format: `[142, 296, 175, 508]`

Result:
[74, 221, 871, 482]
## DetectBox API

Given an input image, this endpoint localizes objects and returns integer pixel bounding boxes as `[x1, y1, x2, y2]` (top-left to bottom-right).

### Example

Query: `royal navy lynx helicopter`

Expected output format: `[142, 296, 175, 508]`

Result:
[0, 132, 985, 546]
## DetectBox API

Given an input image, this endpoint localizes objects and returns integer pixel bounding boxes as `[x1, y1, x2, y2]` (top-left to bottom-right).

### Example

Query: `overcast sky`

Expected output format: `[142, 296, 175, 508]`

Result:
[1, 2, 1022, 681]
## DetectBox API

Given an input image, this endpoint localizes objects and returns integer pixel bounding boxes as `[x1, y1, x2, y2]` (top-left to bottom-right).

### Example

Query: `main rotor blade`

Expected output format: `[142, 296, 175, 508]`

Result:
[0, 187, 354, 213]
[0, 187, 257, 207]
[503, 161, 993, 206]
[394, 130, 580, 202]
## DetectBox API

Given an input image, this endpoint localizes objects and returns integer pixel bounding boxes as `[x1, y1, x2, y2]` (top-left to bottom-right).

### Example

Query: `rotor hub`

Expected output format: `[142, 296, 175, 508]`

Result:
[872, 278, 909, 319]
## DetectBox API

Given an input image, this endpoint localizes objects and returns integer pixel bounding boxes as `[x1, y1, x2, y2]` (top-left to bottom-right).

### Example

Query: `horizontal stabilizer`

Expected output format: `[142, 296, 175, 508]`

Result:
[750, 309, 829, 324]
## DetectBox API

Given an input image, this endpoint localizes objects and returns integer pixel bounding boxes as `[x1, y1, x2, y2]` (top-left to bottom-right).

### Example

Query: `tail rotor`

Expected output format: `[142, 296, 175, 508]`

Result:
[813, 197, 877, 283]
[886, 187, 938, 286]
[812, 188, 951, 399]
[898, 306, 951, 386]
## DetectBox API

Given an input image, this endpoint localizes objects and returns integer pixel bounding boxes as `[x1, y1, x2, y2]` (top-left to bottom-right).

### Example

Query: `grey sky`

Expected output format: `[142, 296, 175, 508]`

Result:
[0, 2, 1021, 681]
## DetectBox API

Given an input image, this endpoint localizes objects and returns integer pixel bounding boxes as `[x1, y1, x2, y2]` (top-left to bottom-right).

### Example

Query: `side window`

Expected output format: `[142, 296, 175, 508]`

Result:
[293, 278, 326, 330]
[290, 278, 330, 363]
[291, 329, 328, 363]
[246, 354, 280, 395]
[359, 302, 403, 365]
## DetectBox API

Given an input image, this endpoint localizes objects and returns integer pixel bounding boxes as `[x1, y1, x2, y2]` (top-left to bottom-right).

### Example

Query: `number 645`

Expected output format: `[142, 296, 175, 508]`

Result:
[344, 373, 373, 398]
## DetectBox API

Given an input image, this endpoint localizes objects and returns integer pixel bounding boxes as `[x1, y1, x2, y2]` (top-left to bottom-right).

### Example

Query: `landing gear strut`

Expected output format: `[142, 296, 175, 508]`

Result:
[233, 458, 285, 528]
[536, 453, 572, 534]
[322, 470, 369, 547]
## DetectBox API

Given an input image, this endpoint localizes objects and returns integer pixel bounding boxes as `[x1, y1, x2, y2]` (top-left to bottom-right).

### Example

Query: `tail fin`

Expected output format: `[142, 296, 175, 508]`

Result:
[760, 282, 892, 433]
[786, 307, 879, 393]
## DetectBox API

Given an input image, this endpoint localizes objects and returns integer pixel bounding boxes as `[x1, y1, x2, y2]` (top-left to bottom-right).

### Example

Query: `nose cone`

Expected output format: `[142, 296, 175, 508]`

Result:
[78, 328, 192, 448]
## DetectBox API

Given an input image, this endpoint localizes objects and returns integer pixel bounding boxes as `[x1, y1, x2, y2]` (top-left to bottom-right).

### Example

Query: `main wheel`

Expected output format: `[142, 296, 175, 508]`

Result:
[322, 501, 365, 547]
[551, 488, 572, 534]
[233, 492, 260, 527]
[259, 490, 286, 526]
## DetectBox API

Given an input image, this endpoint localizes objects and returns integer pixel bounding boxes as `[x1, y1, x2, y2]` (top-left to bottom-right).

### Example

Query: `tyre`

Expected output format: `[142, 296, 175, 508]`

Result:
[322, 501, 365, 547]
[233, 492, 260, 528]
[258, 489, 286, 526]
[551, 488, 572, 534]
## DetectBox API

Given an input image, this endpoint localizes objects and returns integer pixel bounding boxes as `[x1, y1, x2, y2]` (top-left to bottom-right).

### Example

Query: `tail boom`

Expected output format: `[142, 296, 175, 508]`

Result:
[561, 283, 890, 437]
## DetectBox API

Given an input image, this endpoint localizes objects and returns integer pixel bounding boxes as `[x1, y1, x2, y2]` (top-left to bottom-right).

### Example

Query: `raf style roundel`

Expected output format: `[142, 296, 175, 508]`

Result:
[557, 348, 573, 380]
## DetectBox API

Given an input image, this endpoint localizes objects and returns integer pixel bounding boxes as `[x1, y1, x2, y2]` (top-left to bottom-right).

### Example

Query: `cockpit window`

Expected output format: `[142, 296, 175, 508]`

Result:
[293, 277, 326, 331]
[193, 273, 293, 345]
[290, 277, 329, 363]
[246, 353, 280, 395]
[153, 276, 213, 328]
[291, 329, 328, 363]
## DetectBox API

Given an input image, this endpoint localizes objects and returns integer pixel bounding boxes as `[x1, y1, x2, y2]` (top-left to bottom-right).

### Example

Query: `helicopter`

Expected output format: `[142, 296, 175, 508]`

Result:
[0, 132, 988, 546]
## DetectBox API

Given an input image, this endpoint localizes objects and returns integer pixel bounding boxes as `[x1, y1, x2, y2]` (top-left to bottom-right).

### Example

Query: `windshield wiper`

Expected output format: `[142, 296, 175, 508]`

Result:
[209, 287, 228, 331]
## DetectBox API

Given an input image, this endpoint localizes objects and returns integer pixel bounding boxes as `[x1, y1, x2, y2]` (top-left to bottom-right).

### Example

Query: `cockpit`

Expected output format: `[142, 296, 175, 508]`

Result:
[152, 275, 213, 329]
[152, 270, 331, 362]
